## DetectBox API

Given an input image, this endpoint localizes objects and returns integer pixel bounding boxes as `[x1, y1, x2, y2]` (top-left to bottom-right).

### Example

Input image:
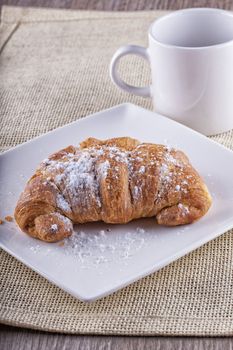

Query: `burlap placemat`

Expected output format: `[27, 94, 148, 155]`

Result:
[1, 5, 233, 336]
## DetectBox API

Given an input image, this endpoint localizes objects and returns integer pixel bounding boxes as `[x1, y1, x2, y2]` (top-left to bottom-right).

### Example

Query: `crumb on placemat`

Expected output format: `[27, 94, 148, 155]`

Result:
[0, 219, 3, 224]
[5, 215, 13, 222]
[58, 241, 64, 247]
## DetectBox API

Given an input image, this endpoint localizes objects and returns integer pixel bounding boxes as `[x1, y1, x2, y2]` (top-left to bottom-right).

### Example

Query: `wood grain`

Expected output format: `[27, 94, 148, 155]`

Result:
[0, 0, 233, 349]
[1, 0, 233, 10]
[1, 324, 233, 350]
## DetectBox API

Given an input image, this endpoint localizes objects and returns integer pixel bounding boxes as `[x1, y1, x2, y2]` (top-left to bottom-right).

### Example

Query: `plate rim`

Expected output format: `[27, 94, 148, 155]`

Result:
[1, 102, 233, 159]
[1, 217, 233, 302]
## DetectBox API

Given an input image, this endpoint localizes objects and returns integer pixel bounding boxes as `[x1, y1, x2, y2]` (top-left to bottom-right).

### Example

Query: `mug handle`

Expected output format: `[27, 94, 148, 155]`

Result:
[110, 45, 151, 98]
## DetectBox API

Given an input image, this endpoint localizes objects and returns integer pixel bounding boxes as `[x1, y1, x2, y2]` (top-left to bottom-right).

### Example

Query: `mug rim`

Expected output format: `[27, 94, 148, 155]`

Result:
[149, 7, 233, 50]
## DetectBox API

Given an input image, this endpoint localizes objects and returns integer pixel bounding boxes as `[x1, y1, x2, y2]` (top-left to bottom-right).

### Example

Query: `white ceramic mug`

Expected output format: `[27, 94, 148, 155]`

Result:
[110, 8, 233, 135]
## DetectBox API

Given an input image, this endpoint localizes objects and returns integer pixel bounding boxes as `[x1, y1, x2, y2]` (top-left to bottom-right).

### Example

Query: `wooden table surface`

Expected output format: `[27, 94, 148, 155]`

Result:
[1, 0, 233, 349]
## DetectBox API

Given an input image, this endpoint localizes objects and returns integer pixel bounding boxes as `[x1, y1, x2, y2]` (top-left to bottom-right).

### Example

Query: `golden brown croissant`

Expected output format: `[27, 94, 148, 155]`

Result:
[14, 137, 212, 242]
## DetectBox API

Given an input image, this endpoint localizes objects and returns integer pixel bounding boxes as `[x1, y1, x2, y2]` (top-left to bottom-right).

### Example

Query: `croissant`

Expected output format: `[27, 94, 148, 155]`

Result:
[14, 137, 212, 242]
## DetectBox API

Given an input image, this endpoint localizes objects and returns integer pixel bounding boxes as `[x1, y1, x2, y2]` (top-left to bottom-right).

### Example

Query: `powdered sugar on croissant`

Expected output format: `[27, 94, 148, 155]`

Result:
[14, 137, 212, 242]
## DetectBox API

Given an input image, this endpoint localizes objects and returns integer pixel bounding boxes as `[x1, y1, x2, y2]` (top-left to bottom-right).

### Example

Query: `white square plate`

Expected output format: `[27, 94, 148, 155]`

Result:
[1, 103, 233, 302]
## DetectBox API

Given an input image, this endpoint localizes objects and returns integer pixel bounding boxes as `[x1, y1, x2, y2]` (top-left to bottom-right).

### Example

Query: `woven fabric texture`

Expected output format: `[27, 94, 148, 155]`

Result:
[1, 6, 233, 336]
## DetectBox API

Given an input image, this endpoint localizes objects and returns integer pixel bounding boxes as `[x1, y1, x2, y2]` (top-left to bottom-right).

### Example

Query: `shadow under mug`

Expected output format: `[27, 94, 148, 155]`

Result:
[110, 8, 233, 136]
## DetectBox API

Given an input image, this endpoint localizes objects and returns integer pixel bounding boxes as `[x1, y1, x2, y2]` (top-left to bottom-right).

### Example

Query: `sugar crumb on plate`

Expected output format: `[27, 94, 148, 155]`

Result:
[5, 215, 13, 222]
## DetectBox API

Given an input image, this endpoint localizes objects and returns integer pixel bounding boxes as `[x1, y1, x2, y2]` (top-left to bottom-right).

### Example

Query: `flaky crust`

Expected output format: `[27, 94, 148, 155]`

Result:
[14, 137, 212, 242]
